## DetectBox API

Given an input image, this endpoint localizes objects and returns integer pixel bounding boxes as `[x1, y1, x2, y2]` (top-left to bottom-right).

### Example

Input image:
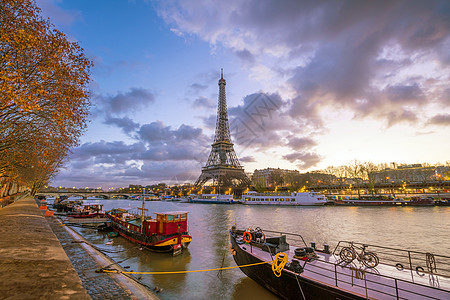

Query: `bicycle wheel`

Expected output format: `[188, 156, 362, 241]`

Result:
[362, 252, 379, 268]
[339, 247, 355, 263]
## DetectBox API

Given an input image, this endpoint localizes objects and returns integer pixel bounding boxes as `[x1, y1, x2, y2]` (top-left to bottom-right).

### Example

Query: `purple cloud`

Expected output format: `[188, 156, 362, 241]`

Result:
[95, 88, 156, 115]
[427, 114, 450, 126]
[283, 151, 322, 169]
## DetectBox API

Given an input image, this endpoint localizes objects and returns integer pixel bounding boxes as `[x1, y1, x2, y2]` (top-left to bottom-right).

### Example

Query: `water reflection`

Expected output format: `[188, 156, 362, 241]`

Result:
[135, 249, 192, 295]
[232, 277, 278, 299]
[65, 199, 450, 299]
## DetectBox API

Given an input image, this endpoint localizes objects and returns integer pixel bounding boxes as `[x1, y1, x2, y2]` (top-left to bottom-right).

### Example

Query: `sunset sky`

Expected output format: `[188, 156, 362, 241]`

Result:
[36, 0, 450, 189]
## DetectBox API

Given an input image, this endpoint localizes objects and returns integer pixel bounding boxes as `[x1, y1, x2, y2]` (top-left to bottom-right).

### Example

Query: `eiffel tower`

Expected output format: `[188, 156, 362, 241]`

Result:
[195, 69, 251, 188]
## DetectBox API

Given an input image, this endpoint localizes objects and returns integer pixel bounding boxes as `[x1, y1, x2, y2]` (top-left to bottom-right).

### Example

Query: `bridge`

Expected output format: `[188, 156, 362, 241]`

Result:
[35, 192, 139, 199]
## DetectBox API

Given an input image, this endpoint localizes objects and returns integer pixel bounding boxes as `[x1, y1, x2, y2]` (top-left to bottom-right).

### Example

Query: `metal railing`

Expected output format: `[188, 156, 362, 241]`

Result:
[333, 241, 450, 279]
[299, 255, 449, 300]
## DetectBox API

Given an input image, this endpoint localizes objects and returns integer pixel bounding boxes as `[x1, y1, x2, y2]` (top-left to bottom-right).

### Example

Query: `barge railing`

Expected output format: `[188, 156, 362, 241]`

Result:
[300, 255, 450, 300]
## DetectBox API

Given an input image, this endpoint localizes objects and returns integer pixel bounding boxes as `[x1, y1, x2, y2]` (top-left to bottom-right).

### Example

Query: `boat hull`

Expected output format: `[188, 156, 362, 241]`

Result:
[189, 194, 235, 204]
[189, 199, 234, 204]
[230, 233, 363, 300]
[240, 202, 325, 206]
[108, 220, 191, 252]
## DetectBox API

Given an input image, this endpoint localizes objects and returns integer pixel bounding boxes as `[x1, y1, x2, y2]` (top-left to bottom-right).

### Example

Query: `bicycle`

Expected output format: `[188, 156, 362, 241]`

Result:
[339, 242, 379, 268]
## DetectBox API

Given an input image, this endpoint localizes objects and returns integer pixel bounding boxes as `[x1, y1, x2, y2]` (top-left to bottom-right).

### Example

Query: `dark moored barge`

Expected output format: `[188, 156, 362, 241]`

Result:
[230, 226, 450, 299]
[67, 203, 105, 218]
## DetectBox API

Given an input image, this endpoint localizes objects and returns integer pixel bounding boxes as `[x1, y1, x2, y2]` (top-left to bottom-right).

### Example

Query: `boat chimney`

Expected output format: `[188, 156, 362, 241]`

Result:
[311, 242, 316, 250]
[323, 244, 330, 253]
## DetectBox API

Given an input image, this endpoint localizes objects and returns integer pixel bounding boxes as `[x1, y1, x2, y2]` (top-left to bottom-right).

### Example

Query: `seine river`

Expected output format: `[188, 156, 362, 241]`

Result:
[69, 199, 450, 300]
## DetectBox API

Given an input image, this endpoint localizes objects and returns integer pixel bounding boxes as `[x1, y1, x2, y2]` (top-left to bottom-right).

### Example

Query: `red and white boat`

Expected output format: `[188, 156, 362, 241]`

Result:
[105, 198, 191, 255]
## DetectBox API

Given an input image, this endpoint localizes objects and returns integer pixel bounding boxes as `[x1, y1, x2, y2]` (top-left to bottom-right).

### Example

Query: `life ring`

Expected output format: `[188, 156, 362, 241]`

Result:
[243, 231, 252, 243]
[416, 266, 425, 276]
[395, 263, 404, 271]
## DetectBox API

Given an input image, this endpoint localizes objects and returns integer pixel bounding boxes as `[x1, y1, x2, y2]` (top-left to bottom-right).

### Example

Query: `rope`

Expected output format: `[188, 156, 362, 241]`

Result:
[101, 260, 272, 275]
[272, 252, 288, 277]
[294, 273, 306, 300]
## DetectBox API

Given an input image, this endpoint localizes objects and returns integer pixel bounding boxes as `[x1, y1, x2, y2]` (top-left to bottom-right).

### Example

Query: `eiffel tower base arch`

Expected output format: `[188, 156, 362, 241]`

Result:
[195, 166, 251, 189]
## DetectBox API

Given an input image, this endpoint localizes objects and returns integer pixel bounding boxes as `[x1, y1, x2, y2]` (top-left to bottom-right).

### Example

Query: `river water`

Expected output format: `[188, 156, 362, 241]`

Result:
[68, 199, 450, 300]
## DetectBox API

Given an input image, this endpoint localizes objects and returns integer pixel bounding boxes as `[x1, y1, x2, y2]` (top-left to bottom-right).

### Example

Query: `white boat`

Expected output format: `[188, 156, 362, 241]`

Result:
[139, 194, 160, 201]
[241, 191, 327, 206]
[160, 195, 175, 201]
[188, 194, 235, 204]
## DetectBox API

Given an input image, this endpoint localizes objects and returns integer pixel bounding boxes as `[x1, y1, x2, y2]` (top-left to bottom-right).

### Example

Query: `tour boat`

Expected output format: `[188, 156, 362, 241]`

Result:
[230, 226, 450, 299]
[188, 193, 235, 204]
[240, 191, 327, 206]
[105, 198, 191, 255]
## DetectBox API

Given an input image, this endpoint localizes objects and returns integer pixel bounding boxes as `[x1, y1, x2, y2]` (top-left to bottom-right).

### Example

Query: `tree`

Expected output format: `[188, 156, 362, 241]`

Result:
[284, 173, 306, 192]
[268, 169, 284, 187]
[0, 0, 92, 196]
[346, 160, 364, 198]
[361, 161, 380, 194]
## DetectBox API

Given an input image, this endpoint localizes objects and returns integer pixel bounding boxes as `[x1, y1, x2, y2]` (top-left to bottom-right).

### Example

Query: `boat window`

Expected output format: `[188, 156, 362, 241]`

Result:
[180, 214, 187, 220]
[291, 198, 295, 201]
[174, 214, 180, 221]
[167, 215, 174, 221]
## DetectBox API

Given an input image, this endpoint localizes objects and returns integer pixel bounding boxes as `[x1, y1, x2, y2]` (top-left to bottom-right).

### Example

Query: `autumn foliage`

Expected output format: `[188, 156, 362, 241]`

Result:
[0, 0, 92, 196]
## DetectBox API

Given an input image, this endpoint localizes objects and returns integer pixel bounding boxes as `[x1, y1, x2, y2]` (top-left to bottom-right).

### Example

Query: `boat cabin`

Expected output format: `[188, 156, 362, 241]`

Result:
[146, 211, 188, 235]
[107, 209, 189, 236]
[80, 203, 103, 212]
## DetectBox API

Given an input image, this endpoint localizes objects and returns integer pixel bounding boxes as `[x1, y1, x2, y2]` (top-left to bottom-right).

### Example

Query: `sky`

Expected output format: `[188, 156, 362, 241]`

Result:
[35, 0, 450, 189]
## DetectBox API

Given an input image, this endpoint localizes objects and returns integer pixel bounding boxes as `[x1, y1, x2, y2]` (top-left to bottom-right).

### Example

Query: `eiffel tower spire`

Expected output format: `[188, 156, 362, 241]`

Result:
[195, 69, 251, 188]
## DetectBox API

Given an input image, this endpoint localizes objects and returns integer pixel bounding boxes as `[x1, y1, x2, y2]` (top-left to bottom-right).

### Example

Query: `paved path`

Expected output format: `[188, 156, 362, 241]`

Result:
[47, 217, 134, 299]
[0, 195, 90, 299]
[47, 216, 160, 299]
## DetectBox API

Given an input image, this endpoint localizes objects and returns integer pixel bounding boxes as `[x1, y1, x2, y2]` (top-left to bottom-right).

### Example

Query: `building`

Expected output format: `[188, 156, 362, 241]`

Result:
[369, 164, 449, 183]
[252, 168, 300, 187]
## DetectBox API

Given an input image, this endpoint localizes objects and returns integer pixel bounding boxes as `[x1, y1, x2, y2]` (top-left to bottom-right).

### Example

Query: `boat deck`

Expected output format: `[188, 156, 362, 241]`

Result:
[237, 236, 450, 299]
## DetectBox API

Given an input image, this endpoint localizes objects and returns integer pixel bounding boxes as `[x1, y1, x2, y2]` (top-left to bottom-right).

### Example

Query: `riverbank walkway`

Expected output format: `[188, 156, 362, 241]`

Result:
[0, 195, 158, 299]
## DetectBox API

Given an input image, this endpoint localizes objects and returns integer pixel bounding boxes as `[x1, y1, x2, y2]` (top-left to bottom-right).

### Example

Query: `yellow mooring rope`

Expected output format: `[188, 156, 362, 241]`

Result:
[101, 254, 287, 275]
[272, 252, 289, 277]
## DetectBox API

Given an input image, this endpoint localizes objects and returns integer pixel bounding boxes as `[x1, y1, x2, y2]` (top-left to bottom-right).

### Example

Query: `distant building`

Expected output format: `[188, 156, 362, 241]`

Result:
[252, 168, 300, 187]
[369, 164, 449, 183]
